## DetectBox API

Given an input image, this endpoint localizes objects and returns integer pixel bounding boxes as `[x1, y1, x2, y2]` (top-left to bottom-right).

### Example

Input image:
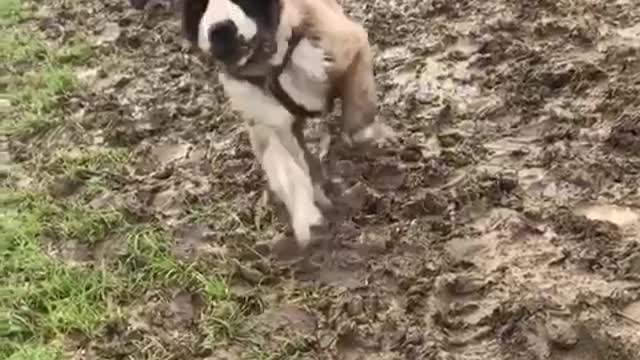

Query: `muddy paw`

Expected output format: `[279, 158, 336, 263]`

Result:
[309, 219, 332, 246]
[292, 204, 326, 247]
[343, 121, 397, 147]
[267, 233, 301, 261]
[267, 227, 329, 266]
[290, 217, 332, 258]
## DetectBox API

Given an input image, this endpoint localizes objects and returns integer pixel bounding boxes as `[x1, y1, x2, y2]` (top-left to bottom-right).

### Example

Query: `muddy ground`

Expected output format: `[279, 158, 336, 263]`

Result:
[6, 0, 640, 359]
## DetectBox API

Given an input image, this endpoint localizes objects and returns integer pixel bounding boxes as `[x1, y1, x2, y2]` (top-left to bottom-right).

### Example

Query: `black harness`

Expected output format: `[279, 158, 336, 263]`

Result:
[230, 32, 324, 119]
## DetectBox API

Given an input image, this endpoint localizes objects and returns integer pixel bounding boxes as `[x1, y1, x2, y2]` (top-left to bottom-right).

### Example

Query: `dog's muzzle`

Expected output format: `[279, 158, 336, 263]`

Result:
[208, 20, 243, 63]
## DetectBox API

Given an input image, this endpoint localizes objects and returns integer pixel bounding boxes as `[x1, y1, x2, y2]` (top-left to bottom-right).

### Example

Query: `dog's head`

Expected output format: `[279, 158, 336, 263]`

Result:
[182, 0, 282, 70]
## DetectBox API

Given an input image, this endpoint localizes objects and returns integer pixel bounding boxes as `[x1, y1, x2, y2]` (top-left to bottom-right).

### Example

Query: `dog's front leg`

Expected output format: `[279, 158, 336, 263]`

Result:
[249, 123, 327, 249]
[219, 73, 326, 249]
[339, 28, 395, 147]
[291, 119, 332, 210]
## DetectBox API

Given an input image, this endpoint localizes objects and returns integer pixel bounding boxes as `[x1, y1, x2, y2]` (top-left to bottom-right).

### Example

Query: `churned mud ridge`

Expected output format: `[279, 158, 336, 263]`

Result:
[8, 0, 640, 358]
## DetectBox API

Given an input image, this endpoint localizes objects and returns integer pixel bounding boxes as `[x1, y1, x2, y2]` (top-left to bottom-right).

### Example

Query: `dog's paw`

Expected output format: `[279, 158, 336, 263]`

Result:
[309, 219, 331, 245]
[292, 204, 329, 250]
[343, 121, 397, 147]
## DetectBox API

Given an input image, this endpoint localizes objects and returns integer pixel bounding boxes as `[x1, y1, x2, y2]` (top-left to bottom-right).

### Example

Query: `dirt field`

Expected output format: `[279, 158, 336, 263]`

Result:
[3, 0, 640, 359]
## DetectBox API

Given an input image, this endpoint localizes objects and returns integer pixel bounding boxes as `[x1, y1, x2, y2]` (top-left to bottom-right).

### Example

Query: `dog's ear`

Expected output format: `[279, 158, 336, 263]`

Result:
[182, 0, 208, 43]
[261, 0, 281, 53]
[266, 0, 282, 30]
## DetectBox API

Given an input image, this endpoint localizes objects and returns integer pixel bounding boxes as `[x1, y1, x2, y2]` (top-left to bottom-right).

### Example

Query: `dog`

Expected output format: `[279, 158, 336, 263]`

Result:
[132, 0, 393, 251]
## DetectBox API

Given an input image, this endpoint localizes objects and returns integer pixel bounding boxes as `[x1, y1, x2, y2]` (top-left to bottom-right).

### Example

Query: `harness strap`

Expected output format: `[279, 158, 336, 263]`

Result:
[235, 32, 323, 119]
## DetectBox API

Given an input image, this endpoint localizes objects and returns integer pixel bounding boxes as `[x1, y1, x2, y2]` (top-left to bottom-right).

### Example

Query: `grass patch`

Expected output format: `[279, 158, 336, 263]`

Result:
[1, 60, 77, 139]
[0, 1, 258, 357]
[0, 0, 24, 27]
[5, 343, 62, 360]
[56, 41, 94, 66]
[121, 226, 192, 286]
[10, 66, 77, 114]
[0, 192, 123, 354]
[249, 341, 311, 360]
[1, 65, 77, 139]
[51, 205, 126, 245]
[42, 146, 132, 198]
[0, 189, 237, 358]
[0, 31, 48, 67]
[50, 147, 130, 175]
[0, 0, 94, 140]
[46, 147, 130, 182]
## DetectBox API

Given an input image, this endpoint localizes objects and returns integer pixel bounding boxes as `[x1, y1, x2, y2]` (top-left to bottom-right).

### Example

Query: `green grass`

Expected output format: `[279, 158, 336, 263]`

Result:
[5, 344, 62, 360]
[51, 205, 126, 245]
[50, 147, 129, 174]
[2, 64, 78, 138]
[0, 2, 256, 358]
[43, 147, 131, 195]
[0, 0, 23, 27]
[0, 31, 47, 66]
[0, 2, 93, 139]
[0, 190, 238, 357]
[0, 191, 121, 356]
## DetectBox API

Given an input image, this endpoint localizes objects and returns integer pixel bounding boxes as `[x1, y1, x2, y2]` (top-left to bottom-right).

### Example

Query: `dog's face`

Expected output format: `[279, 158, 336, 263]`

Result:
[182, 0, 281, 69]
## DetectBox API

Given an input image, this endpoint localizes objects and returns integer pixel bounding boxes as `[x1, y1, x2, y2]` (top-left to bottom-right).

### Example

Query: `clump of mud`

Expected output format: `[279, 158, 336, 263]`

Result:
[607, 112, 640, 154]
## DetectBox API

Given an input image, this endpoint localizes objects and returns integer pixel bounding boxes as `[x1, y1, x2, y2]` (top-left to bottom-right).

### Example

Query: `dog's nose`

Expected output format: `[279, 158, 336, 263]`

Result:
[208, 20, 238, 60]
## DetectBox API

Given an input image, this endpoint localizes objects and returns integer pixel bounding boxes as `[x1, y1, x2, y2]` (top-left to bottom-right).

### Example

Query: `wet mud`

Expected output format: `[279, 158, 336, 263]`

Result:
[11, 0, 640, 358]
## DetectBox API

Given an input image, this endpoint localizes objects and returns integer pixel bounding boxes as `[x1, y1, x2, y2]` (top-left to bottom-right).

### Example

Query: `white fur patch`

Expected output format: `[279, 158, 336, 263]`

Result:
[220, 72, 325, 246]
[219, 72, 294, 129]
[198, 0, 258, 53]
[278, 39, 331, 113]
[260, 135, 324, 246]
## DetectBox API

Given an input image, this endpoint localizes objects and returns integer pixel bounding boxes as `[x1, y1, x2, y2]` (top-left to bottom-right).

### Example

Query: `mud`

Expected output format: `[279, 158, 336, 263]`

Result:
[10, 0, 640, 358]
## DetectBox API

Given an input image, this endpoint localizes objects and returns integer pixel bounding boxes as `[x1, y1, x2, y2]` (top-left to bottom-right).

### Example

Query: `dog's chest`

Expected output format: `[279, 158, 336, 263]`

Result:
[277, 39, 331, 113]
[219, 39, 331, 128]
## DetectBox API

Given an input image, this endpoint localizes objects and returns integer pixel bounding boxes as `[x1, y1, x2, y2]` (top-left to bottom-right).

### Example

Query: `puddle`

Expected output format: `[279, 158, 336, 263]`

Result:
[574, 204, 640, 227]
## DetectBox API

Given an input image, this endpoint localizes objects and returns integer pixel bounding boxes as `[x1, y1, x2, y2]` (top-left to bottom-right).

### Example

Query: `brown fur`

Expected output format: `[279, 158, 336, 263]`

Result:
[280, 0, 378, 139]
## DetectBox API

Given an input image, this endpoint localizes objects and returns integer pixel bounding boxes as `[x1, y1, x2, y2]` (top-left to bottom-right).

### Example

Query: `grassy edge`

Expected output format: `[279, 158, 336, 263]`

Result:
[0, 1, 314, 358]
[0, 2, 240, 358]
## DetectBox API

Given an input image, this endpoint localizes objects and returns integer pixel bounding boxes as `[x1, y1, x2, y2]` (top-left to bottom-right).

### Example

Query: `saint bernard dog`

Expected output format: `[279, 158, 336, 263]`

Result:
[131, 0, 394, 251]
